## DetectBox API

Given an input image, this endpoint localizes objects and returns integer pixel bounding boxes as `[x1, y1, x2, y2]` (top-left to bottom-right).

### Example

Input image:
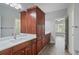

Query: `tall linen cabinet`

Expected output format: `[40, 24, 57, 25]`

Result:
[21, 6, 45, 54]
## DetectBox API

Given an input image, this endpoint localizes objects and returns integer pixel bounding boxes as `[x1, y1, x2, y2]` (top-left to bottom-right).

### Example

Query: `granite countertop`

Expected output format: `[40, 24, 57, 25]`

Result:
[0, 32, 51, 51]
[0, 33, 36, 51]
[45, 31, 51, 34]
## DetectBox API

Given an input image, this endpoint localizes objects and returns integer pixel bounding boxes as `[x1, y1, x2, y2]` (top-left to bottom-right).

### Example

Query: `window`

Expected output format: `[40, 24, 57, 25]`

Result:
[56, 18, 65, 33]
[15, 19, 20, 35]
[56, 24, 65, 33]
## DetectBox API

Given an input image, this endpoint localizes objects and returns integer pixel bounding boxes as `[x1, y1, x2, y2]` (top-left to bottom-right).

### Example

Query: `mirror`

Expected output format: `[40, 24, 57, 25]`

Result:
[0, 3, 20, 38]
[30, 12, 36, 19]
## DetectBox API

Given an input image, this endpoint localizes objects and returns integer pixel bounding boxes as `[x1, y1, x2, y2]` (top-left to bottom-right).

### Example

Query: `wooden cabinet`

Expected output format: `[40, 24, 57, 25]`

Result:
[12, 49, 25, 55]
[25, 46, 32, 55]
[0, 33, 51, 55]
[0, 6, 51, 55]
[12, 41, 26, 55]
[21, 11, 36, 34]
[0, 39, 37, 55]
[0, 48, 12, 55]
[31, 39, 37, 55]
[26, 12, 36, 34]
[42, 33, 51, 49]
[25, 41, 32, 55]
[21, 6, 45, 37]
[12, 40, 32, 55]
[37, 38, 43, 53]
[36, 7, 45, 38]
[21, 6, 45, 35]
[21, 6, 46, 54]
[45, 33, 51, 44]
[21, 11, 27, 33]
[42, 38, 46, 47]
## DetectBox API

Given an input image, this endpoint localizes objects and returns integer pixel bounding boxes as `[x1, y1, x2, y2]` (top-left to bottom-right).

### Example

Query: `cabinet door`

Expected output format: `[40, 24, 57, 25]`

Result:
[46, 33, 51, 44]
[25, 46, 32, 55]
[42, 33, 51, 47]
[42, 38, 46, 47]
[21, 11, 27, 33]
[36, 8, 45, 38]
[0, 48, 12, 55]
[32, 39, 37, 55]
[12, 49, 25, 55]
[12, 41, 27, 55]
[26, 13, 36, 34]
[25, 41, 32, 55]
[12, 42, 26, 53]
[37, 39, 42, 53]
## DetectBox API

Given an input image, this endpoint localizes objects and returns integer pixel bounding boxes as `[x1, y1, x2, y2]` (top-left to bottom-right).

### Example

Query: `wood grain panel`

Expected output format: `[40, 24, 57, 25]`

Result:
[21, 11, 27, 33]
[31, 39, 37, 55]
[0, 48, 12, 55]
[21, 6, 46, 54]
[26, 13, 36, 34]
[12, 42, 26, 53]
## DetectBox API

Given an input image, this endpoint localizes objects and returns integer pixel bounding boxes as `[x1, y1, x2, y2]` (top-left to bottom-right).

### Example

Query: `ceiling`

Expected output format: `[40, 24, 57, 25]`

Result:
[20, 3, 70, 13]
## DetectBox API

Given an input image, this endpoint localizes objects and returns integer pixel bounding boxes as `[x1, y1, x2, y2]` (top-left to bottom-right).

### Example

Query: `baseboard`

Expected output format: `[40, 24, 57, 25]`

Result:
[65, 48, 72, 55]
[38, 43, 55, 55]
[38, 45, 48, 55]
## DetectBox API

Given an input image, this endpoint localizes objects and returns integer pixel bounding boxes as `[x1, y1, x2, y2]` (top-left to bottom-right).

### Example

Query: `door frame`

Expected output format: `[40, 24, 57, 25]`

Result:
[65, 16, 69, 51]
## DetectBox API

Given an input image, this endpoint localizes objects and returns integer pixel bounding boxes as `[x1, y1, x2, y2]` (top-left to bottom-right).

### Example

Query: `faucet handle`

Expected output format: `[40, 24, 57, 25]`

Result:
[12, 33, 14, 36]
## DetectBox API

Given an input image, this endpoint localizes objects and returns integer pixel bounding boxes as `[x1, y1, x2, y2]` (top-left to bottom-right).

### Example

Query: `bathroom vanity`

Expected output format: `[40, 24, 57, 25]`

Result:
[0, 34, 37, 55]
[0, 33, 51, 55]
[0, 5, 51, 55]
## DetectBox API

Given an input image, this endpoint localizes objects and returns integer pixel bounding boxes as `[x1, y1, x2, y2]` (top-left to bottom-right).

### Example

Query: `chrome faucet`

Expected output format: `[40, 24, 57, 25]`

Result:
[12, 33, 16, 39]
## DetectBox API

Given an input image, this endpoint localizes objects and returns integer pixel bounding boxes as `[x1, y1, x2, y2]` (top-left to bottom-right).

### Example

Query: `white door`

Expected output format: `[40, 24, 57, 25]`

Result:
[0, 16, 1, 37]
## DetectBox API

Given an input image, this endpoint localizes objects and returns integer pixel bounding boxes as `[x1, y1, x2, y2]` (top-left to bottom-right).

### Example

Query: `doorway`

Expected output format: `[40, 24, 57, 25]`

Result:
[55, 17, 69, 54]
[65, 17, 69, 51]
[38, 17, 69, 55]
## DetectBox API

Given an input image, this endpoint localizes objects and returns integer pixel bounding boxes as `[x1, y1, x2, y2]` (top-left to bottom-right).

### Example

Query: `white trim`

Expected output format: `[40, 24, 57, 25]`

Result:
[0, 16, 1, 37]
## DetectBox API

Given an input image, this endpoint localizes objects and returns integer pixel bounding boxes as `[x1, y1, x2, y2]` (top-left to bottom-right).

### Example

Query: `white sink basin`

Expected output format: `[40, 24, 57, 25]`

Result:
[0, 33, 36, 51]
[0, 40, 12, 51]
[10, 35, 35, 43]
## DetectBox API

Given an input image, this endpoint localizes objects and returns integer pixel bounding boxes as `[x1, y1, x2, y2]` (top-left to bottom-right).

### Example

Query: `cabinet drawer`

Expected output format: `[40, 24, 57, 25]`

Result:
[37, 39, 42, 53]
[0, 48, 12, 55]
[12, 49, 25, 55]
[25, 46, 32, 55]
[26, 41, 32, 46]
[12, 42, 26, 53]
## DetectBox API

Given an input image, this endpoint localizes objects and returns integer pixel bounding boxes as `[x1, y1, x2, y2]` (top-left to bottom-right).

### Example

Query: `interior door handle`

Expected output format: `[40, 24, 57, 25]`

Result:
[72, 26, 79, 28]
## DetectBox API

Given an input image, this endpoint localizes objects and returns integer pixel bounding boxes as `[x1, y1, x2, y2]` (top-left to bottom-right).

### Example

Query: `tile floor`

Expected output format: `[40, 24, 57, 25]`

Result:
[39, 36, 70, 55]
